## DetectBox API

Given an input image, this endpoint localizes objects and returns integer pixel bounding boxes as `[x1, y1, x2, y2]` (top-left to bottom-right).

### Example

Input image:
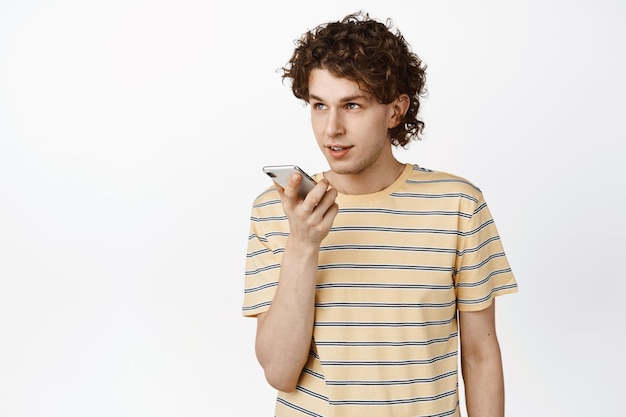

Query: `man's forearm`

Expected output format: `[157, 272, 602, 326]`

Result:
[255, 240, 319, 392]
[462, 348, 505, 417]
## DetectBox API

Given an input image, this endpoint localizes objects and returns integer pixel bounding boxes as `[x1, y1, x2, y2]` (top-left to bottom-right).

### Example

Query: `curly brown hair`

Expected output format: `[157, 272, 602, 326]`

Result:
[282, 12, 427, 147]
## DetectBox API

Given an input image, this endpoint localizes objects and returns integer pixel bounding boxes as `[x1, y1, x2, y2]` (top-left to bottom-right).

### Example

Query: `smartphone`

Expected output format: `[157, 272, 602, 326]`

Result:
[262, 165, 317, 198]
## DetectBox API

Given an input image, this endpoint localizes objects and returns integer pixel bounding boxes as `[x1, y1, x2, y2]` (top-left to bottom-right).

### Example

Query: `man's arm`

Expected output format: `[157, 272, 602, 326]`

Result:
[255, 174, 338, 392]
[459, 300, 506, 417]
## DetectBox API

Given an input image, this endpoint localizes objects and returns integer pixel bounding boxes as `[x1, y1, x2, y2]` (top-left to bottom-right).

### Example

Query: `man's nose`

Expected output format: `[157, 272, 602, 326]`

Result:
[324, 109, 345, 137]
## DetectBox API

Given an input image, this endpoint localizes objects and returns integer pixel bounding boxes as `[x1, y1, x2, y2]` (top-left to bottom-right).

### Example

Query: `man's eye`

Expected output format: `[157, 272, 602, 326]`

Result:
[312, 103, 325, 110]
[346, 103, 360, 109]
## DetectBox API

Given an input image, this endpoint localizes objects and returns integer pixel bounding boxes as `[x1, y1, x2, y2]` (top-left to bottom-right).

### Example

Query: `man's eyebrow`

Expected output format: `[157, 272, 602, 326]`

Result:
[309, 93, 371, 103]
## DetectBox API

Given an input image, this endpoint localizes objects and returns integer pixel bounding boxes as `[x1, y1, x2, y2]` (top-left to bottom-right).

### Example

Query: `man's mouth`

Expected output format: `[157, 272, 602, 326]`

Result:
[327, 145, 352, 159]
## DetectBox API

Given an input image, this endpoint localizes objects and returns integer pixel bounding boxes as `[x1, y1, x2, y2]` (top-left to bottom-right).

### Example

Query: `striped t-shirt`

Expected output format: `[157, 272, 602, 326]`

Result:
[243, 163, 518, 417]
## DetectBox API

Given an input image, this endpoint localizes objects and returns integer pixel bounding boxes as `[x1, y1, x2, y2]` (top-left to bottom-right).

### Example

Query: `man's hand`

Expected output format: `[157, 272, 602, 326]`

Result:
[275, 173, 339, 246]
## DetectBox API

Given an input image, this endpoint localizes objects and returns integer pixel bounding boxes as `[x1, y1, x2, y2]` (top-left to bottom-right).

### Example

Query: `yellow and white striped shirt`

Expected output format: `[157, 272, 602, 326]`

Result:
[243, 163, 518, 417]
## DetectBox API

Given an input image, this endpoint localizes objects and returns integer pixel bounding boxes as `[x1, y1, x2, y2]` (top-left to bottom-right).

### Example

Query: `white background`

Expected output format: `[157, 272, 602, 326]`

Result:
[1, 0, 624, 415]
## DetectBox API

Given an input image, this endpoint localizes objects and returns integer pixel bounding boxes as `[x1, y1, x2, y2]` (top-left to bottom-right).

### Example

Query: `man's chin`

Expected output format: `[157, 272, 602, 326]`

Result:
[326, 164, 354, 176]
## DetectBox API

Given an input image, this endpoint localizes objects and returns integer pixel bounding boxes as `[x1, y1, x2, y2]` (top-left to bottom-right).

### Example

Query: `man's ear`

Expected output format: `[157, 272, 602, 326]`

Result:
[388, 94, 411, 129]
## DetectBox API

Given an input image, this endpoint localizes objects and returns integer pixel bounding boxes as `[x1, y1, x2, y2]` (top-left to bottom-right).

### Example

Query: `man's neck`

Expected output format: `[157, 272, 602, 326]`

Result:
[325, 160, 406, 195]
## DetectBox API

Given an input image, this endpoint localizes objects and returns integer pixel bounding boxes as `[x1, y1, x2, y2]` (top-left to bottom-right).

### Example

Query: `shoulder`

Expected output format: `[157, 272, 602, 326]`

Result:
[399, 164, 484, 201]
[249, 186, 284, 218]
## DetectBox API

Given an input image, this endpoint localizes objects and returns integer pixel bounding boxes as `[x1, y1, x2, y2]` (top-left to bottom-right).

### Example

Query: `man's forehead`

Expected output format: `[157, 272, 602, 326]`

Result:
[308, 69, 374, 101]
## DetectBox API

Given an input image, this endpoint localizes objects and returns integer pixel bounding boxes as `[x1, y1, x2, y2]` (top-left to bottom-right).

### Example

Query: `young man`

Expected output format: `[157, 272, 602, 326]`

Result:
[243, 12, 518, 417]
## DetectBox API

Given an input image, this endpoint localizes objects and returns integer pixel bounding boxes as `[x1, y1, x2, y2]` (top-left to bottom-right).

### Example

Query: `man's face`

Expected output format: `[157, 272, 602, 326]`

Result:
[308, 68, 399, 178]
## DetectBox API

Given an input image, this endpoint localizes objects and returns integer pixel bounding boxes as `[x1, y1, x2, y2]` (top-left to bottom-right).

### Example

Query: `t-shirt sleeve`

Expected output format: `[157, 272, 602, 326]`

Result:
[242, 193, 284, 317]
[454, 192, 518, 311]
